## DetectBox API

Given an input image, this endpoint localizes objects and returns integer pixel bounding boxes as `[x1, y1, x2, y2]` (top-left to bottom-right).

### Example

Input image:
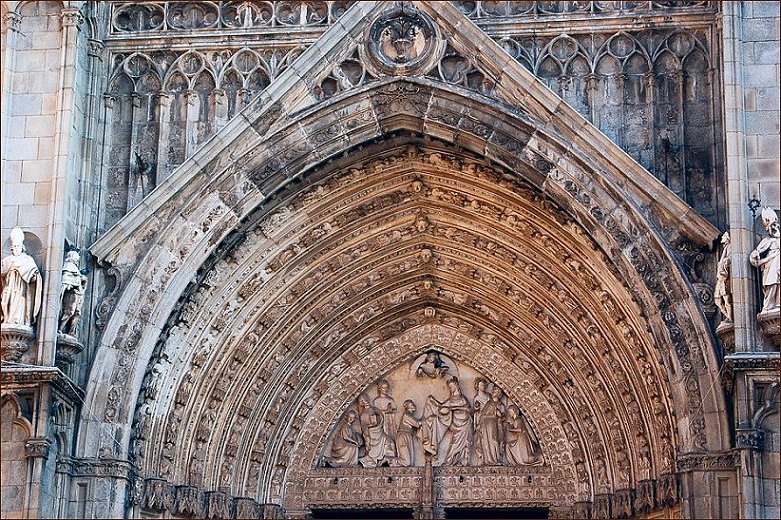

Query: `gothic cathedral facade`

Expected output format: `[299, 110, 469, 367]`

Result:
[1, 2, 779, 519]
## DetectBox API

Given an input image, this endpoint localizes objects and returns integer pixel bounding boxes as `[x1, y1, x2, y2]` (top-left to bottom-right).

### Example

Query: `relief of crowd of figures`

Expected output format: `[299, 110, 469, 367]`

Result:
[101, 5, 722, 231]
[323, 353, 543, 469]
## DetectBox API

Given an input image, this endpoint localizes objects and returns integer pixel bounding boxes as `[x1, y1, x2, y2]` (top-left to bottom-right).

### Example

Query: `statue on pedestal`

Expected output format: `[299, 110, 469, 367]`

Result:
[1, 228, 42, 328]
[59, 249, 88, 336]
[714, 231, 733, 322]
[750, 207, 780, 314]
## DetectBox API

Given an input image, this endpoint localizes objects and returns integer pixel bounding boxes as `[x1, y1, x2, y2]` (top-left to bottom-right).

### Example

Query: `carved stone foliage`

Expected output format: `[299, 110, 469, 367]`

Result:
[110, 1, 352, 33]
[121, 148, 691, 513]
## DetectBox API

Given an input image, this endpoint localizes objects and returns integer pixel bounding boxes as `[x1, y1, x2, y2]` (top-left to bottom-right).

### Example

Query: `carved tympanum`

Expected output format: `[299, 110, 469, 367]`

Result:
[322, 351, 543, 468]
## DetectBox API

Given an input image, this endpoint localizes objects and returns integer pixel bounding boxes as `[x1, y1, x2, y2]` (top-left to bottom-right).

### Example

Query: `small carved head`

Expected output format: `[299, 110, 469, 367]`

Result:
[403, 399, 416, 412]
[376, 379, 390, 394]
[9, 227, 26, 255]
[720, 231, 730, 245]
[761, 207, 779, 236]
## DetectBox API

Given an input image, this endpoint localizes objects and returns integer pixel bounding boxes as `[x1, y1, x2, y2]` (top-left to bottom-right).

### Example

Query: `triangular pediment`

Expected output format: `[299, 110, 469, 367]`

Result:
[92, 0, 718, 262]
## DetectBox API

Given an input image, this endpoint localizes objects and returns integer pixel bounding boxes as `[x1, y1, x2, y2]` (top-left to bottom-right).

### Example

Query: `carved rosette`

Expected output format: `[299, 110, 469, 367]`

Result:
[1, 324, 34, 362]
[361, 6, 445, 78]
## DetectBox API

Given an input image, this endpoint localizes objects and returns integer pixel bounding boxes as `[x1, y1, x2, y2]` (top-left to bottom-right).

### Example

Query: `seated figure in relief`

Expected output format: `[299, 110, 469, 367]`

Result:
[416, 350, 450, 378]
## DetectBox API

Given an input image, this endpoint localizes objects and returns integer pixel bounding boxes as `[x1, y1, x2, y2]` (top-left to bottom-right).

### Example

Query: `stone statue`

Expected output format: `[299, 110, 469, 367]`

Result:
[474, 384, 505, 465]
[357, 395, 394, 467]
[714, 231, 732, 322]
[324, 411, 363, 467]
[505, 405, 543, 466]
[750, 207, 780, 313]
[59, 249, 88, 335]
[396, 400, 422, 467]
[1, 228, 42, 327]
[373, 379, 399, 447]
[423, 377, 472, 466]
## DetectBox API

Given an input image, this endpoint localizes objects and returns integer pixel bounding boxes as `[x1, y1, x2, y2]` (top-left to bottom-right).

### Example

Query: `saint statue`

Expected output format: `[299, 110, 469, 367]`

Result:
[396, 400, 422, 467]
[59, 249, 88, 335]
[423, 377, 472, 466]
[357, 395, 394, 467]
[750, 207, 780, 313]
[324, 411, 363, 467]
[1, 228, 43, 327]
[714, 231, 732, 322]
[373, 379, 399, 448]
[474, 385, 505, 465]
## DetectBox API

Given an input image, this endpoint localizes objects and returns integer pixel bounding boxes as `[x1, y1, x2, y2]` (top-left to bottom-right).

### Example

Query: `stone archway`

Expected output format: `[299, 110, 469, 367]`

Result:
[78, 2, 727, 518]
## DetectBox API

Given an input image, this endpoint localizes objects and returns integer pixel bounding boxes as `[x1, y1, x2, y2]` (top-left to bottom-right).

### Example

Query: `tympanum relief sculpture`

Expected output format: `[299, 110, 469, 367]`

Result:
[323, 350, 543, 468]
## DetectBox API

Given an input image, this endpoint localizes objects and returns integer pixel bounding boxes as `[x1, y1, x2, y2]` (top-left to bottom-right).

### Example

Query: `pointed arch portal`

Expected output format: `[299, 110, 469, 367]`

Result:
[79, 2, 727, 518]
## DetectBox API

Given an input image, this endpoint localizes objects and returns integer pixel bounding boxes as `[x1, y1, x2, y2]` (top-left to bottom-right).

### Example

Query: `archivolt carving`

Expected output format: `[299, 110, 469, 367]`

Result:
[118, 148, 691, 515]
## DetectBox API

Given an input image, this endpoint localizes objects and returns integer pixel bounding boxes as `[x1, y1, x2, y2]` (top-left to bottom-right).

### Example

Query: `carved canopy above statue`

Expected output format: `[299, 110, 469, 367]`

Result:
[80, 1, 725, 518]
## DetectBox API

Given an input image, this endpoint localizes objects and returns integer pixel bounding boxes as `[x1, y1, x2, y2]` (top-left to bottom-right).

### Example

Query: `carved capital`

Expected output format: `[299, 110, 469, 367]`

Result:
[4, 11, 21, 32]
[25, 437, 51, 459]
[175, 485, 204, 517]
[143, 478, 174, 511]
[60, 9, 83, 28]
[206, 490, 233, 518]
[87, 38, 105, 58]
[735, 428, 764, 451]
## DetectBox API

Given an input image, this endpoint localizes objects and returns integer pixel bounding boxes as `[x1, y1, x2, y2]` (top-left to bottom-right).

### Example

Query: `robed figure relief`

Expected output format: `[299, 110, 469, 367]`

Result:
[325, 411, 363, 467]
[1, 228, 42, 328]
[505, 405, 543, 466]
[423, 377, 472, 466]
[323, 351, 545, 468]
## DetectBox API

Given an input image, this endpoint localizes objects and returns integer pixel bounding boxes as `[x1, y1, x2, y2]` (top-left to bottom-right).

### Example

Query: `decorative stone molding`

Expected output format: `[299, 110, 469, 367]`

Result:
[25, 438, 51, 459]
[1, 325, 34, 362]
[676, 452, 739, 473]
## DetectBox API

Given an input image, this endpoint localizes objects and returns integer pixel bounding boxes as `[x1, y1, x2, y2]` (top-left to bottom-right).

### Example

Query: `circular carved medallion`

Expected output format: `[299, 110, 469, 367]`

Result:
[362, 6, 444, 77]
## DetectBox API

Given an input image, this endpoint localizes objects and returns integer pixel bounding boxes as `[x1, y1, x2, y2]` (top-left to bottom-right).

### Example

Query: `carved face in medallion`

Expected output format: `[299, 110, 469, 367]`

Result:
[364, 7, 443, 77]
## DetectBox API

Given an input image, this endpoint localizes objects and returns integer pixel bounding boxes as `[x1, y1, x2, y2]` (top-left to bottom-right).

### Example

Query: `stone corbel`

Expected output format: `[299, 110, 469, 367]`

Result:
[25, 437, 52, 459]
[87, 39, 105, 59]
[3, 11, 21, 32]
[60, 9, 83, 29]
[735, 428, 764, 451]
